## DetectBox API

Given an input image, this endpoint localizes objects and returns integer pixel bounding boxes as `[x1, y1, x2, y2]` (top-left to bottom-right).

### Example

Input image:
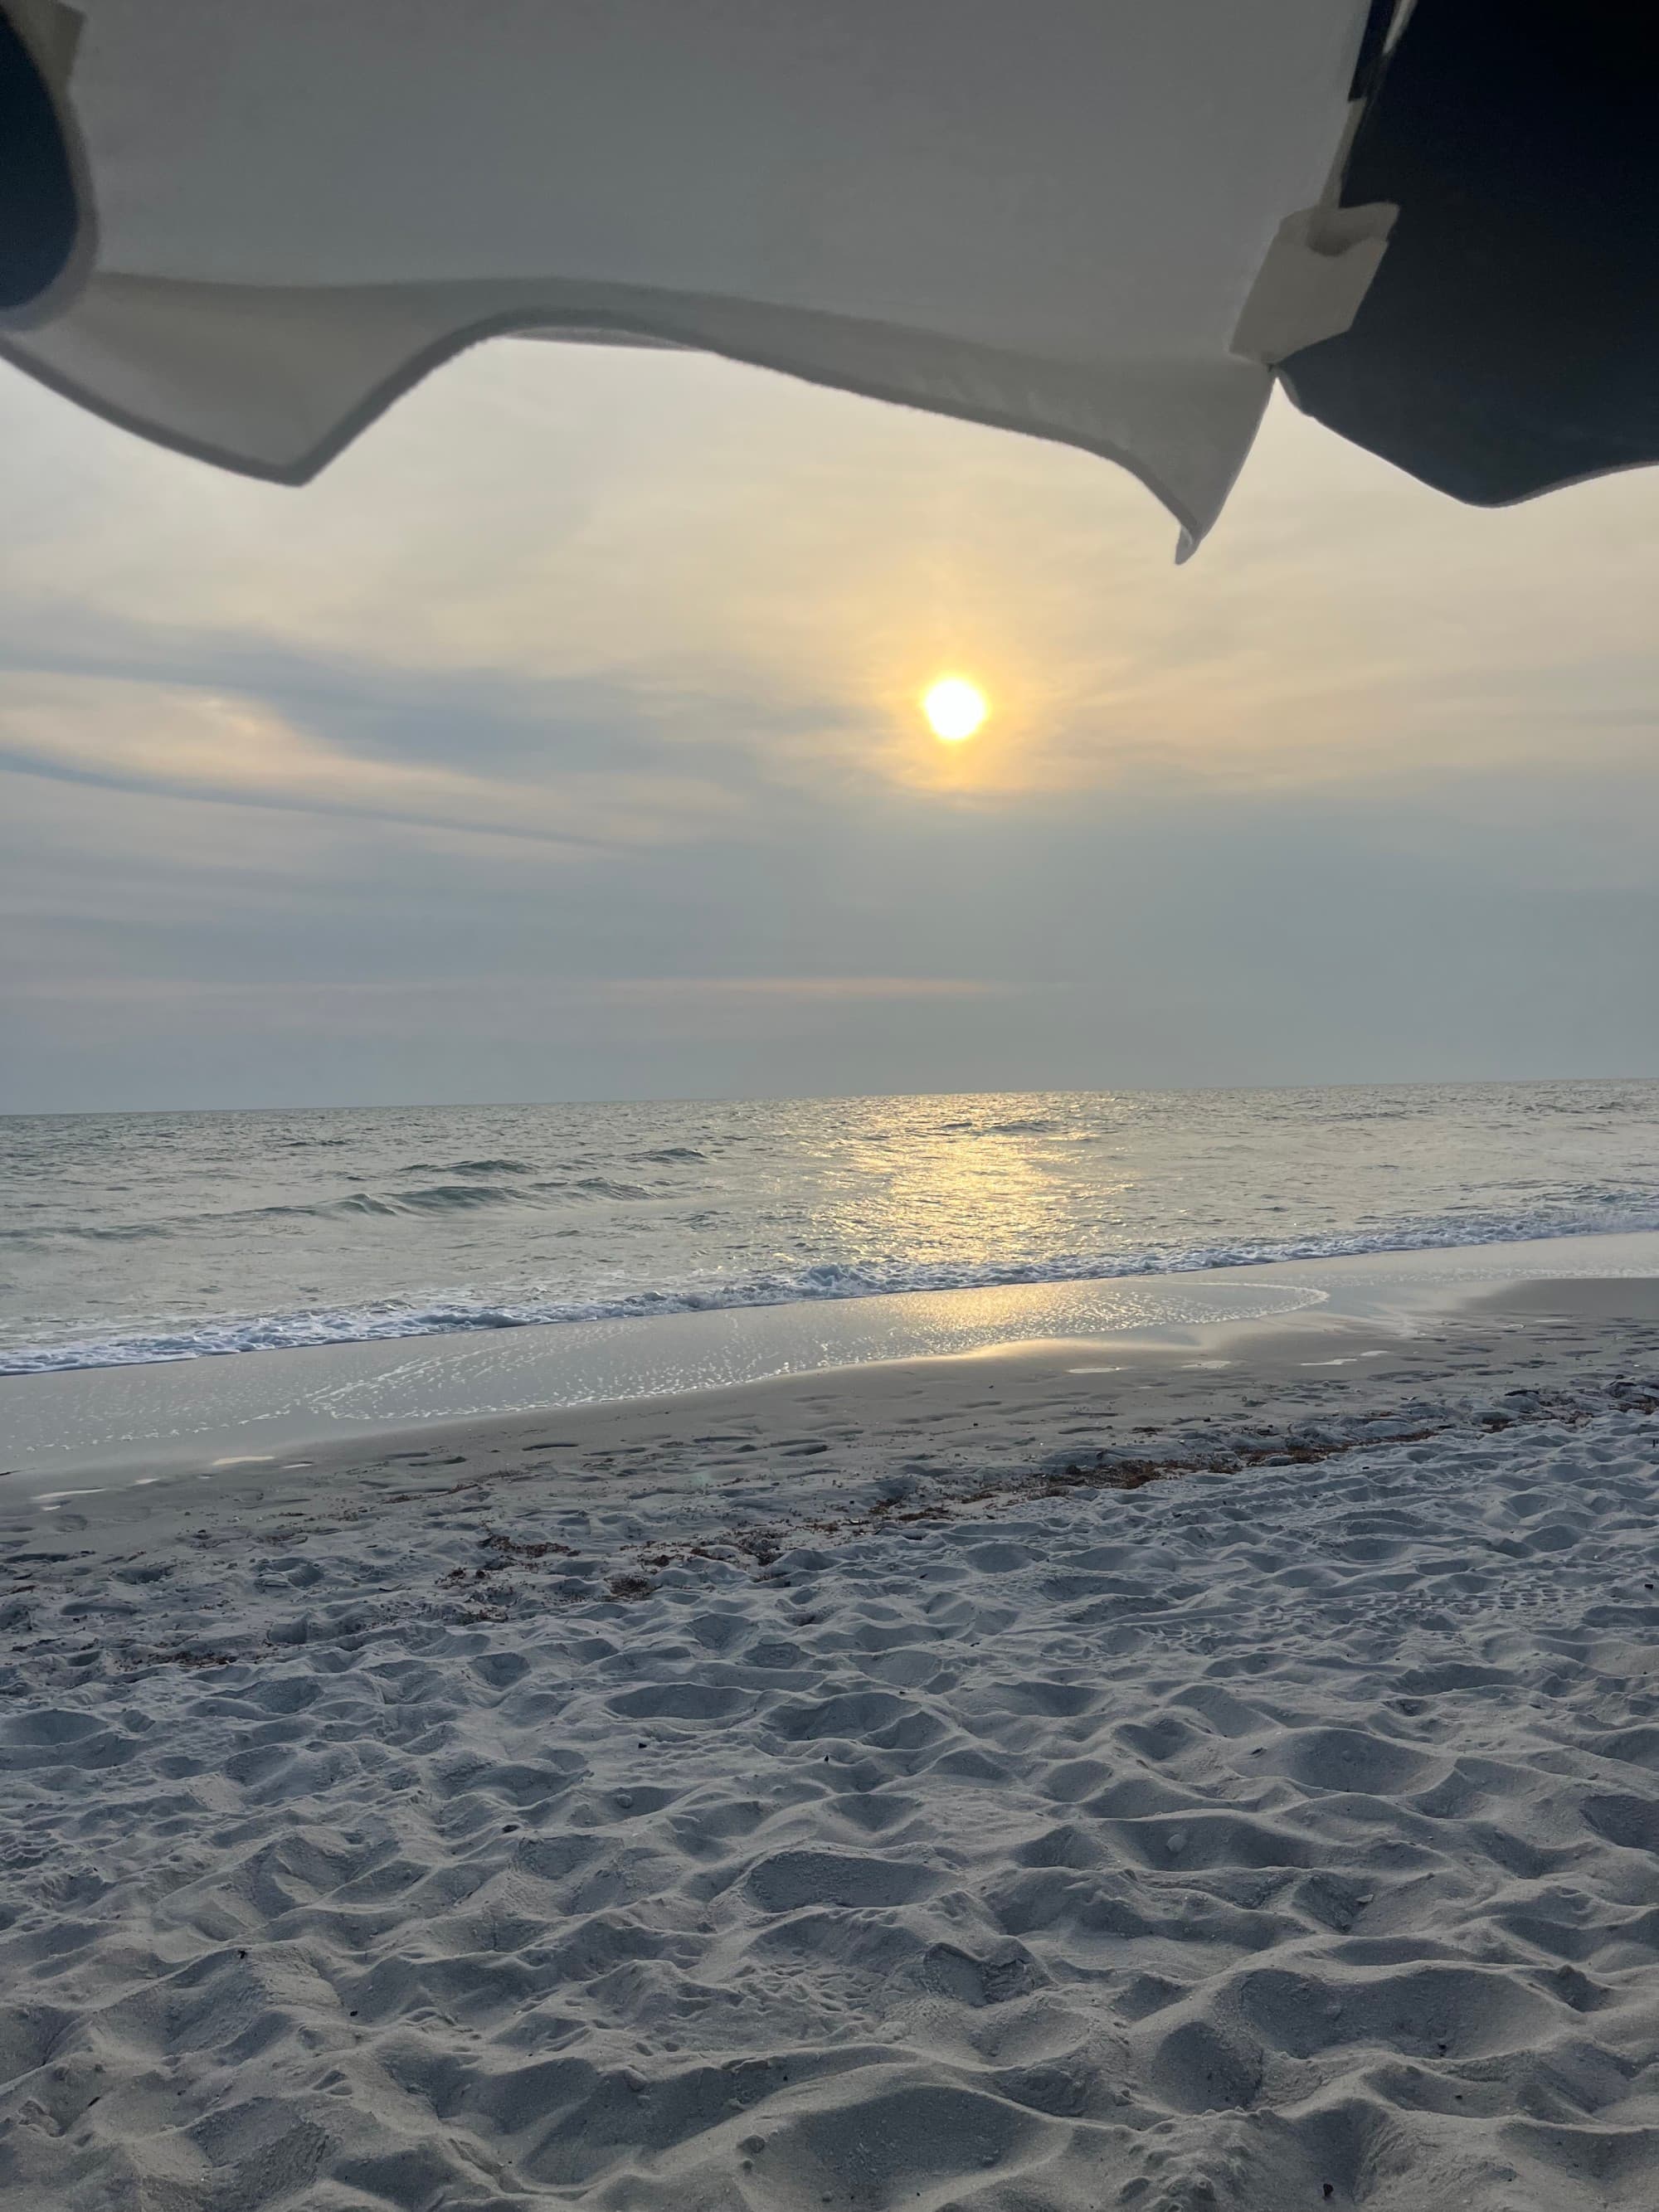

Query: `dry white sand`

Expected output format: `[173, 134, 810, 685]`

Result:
[5, 1279, 1659, 2210]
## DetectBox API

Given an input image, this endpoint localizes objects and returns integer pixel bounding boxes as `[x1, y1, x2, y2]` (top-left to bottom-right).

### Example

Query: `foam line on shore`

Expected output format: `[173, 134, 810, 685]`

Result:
[7, 1228, 1659, 1493]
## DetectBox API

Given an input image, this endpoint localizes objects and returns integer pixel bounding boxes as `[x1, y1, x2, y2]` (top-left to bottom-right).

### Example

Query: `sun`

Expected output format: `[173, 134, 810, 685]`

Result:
[922, 677, 988, 743]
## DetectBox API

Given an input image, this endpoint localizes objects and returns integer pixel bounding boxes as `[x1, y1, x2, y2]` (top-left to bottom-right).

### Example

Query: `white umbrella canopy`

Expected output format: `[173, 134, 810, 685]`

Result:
[0, 0, 1397, 557]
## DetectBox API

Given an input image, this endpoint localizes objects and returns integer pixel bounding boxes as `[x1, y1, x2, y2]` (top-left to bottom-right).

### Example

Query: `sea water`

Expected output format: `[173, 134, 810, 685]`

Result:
[5, 1080, 1659, 1376]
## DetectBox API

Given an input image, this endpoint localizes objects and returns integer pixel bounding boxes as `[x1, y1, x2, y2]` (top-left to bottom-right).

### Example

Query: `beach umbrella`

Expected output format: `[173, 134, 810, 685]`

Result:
[2, 2, 1648, 555]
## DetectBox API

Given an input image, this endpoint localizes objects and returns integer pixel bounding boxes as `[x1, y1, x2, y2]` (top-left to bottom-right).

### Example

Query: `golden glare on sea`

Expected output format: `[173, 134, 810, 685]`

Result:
[922, 677, 988, 743]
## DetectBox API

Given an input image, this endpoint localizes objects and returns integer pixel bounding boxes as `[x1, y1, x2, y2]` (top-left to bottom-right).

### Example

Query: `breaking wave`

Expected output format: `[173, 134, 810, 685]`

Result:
[8, 1201, 1659, 1374]
[2, 1174, 662, 1245]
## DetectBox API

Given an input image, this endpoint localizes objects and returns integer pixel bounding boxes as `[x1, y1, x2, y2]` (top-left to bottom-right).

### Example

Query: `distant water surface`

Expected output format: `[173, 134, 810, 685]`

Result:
[5, 1081, 1659, 1374]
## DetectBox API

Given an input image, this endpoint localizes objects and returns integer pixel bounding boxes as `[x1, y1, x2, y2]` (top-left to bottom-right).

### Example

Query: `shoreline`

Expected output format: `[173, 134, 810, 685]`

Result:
[7, 1264, 1659, 1561]
[8, 1228, 1659, 1501]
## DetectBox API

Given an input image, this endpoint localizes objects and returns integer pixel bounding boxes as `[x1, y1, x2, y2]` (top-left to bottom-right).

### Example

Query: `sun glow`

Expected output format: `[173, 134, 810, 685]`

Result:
[922, 677, 988, 743]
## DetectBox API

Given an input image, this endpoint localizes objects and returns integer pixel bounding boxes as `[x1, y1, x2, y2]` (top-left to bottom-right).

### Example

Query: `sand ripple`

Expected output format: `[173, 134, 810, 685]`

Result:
[5, 1410, 1659, 2208]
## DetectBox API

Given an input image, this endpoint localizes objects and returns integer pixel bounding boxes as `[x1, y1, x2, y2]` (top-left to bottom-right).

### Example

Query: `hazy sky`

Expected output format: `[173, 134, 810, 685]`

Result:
[3, 338, 1657, 1112]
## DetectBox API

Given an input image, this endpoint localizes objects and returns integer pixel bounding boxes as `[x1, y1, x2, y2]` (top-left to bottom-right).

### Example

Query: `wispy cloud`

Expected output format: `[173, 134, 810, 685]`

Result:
[4, 337, 1659, 1107]
[5, 345, 1659, 820]
[0, 672, 750, 850]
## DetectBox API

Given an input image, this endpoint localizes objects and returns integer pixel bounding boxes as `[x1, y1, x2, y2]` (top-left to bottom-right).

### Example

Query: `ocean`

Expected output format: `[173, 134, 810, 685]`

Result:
[6, 1080, 1659, 1378]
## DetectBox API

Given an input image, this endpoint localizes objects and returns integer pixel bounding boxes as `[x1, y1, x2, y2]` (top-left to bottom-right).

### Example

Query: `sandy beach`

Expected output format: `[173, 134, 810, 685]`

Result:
[12, 6, 1659, 2196]
[5, 1266, 1659, 2208]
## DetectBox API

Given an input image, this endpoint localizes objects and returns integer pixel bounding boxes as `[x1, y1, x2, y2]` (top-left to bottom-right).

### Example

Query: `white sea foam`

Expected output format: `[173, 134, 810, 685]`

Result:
[9, 1203, 1659, 1373]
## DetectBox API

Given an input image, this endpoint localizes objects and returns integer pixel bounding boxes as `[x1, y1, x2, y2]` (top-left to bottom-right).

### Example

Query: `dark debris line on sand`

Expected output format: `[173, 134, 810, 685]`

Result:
[426, 1374, 1659, 1623]
[4, 1374, 1654, 1669]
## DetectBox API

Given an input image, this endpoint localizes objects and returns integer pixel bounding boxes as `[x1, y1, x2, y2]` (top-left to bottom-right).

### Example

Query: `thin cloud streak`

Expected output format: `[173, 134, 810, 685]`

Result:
[3, 974, 1019, 1008]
